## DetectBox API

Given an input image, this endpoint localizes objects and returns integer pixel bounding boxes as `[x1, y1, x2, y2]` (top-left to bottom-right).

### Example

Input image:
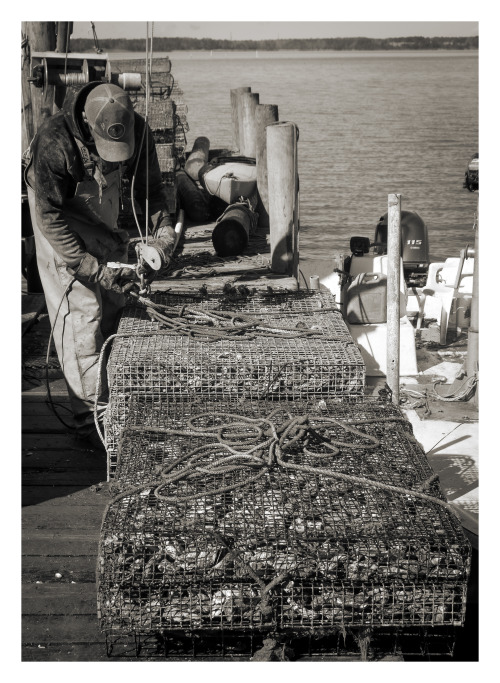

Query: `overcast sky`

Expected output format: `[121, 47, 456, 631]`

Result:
[72, 21, 479, 41]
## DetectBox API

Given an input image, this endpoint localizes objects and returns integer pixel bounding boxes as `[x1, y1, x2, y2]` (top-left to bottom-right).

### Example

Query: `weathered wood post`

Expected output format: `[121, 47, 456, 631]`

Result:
[55, 22, 73, 53]
[22, 22, 57, 294]
[238, 92, 259, 157]
[267, 121, 299, 277]
[387, 193, 402, 405]
[230, 87, 251, 153]
[22, 22, 57, 135]
[255, 103, 279, 227]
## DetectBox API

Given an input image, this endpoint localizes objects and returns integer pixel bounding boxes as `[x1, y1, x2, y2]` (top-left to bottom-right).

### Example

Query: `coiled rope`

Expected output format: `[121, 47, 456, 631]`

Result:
[131, 292, 349, 343]
[110, 409, 456, 518]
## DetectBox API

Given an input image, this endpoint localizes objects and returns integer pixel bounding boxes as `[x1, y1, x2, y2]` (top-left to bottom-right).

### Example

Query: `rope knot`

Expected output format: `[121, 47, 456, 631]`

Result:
[259, 602, 273, 617]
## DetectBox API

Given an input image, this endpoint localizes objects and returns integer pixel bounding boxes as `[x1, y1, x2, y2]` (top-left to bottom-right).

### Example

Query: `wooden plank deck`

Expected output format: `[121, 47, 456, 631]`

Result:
[149, 220, 298, 294]
[22, 293, 45, 336]
[22, 391, 110, 660]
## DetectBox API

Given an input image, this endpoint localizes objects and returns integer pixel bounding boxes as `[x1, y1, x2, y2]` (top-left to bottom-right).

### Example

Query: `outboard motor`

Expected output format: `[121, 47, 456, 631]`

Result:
[463, 153, 479, 193]
[374, 210, 430, 287]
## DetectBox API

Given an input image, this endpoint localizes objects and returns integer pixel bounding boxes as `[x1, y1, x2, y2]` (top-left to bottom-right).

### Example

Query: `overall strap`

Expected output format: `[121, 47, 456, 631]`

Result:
[74, 137, 110, 202]
[74, 137, 95, 179]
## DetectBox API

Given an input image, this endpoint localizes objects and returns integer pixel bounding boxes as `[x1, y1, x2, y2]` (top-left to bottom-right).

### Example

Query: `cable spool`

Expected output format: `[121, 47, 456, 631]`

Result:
[45, 58, 90, 86]
[105, 64, 143, 91]
[117, 72, 142, 91]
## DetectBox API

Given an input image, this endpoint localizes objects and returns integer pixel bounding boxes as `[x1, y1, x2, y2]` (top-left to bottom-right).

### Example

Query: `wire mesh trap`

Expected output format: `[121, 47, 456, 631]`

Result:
[106, 396, 411, 487]
[103, 395, 393, 479]
[128, 71, 188, 216]
[105, 291, 365, 403]
[98, 398, 470, 637]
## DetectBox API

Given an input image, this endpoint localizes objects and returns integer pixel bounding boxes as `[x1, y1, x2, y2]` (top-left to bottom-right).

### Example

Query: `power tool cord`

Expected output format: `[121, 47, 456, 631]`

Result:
[44, 278, 77, 430]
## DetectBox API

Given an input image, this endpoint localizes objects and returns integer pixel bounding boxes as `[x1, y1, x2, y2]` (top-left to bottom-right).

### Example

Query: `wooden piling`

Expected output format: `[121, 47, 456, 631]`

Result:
[255, 104, 279, 227]
[22, 22, 57, 136]
[267, 122, 299, 276]
[55, 22, 73, 53]
[230, 87, 251, 153]
[238, 92, 259, 157]
[387, 193, 401, 405]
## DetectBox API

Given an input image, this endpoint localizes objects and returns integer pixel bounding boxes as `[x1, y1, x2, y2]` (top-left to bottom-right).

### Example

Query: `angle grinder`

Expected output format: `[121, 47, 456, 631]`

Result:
[136, 237, 173, 293]
[106, 237, 172, 295]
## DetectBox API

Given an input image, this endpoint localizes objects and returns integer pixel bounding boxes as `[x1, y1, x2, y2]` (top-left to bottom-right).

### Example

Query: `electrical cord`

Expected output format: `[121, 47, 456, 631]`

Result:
[130, 119, 147, 244]
[145, 22, 150, 247]
[130, 23, 154, 253]
[44, 278, 77, 430]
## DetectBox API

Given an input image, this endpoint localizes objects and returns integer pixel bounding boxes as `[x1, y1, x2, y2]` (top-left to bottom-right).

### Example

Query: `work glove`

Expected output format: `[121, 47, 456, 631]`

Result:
[151, 208, 173, 233]
[69, 253, 138, 295]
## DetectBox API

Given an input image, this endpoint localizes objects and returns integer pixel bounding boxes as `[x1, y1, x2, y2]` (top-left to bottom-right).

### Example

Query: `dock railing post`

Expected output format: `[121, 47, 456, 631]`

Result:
[255, 104, 279, 227]
[238, 91, 260, 157]
[230, 87, 251, 153]
[387, 193, 401, 405]
[267, 121, 299, 277]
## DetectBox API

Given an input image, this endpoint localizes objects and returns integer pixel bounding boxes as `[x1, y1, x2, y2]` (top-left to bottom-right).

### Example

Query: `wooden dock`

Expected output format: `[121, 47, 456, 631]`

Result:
[22, 308, 109, 660]
[20, 27, 478, 663]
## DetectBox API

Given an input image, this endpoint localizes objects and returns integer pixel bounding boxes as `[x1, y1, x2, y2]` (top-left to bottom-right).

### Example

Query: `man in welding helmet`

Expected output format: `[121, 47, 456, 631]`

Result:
[24, 82, 175, 449]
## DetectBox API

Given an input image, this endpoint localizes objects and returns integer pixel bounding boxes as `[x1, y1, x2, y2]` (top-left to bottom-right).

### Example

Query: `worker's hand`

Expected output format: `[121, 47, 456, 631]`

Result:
[69, 253, 138, 295]
[152, 210, 173, 235]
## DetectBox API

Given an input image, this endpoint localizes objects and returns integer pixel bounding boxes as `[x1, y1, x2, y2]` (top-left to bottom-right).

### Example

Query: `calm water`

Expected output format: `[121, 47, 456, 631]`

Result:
[123, 50, 479, 262]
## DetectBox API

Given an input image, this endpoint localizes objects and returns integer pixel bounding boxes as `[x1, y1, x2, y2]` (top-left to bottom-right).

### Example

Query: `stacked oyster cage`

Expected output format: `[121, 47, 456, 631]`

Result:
[128, 58, 188, 217]
[104, 291, 365, 476]
[99, 289, 471, 657]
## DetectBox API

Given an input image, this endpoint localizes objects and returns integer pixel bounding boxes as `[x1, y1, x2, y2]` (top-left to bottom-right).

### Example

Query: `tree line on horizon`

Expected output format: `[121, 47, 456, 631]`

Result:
[71, 35, 478, 52]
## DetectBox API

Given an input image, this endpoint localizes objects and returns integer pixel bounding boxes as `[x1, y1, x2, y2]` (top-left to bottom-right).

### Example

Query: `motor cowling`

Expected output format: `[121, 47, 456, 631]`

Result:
[463, 153, 479, 192]
[374, 210, 429, 285]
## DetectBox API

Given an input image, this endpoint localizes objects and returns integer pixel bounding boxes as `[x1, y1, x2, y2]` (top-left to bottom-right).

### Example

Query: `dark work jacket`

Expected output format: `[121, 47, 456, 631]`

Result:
[25, 81, 170, 267]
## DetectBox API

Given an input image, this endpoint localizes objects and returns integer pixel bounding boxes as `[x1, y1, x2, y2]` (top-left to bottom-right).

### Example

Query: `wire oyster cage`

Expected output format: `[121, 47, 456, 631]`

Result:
[104, 392, 382, 482]
[105, 290, 365, 401]
[97, 398, 471, 652]
[105, 395, 409, 486]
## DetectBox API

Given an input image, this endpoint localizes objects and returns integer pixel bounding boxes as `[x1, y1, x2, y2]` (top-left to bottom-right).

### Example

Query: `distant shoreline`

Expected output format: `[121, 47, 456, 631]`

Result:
[73, 36, 478, 53]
